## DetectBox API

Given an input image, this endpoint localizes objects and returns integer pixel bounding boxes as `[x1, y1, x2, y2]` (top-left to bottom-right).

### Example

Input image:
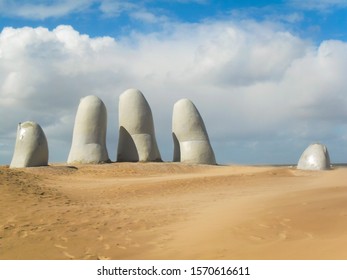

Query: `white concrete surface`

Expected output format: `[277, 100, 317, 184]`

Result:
[67, 95, 110, 164]
[172, 98, 216, 165]
[10, 121, 49, 168]
[117, 88, 161, 162]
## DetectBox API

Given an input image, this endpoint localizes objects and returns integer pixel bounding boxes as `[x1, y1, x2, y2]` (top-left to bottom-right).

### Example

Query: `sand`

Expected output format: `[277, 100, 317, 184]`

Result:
[0, 162, 347, 260]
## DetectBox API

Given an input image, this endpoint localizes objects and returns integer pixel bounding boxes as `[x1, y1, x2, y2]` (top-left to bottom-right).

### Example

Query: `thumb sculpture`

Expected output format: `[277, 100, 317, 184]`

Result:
[117, 88, 162, 162]
[172, 98, 216, 165]
[10, 121, 49, 168]
[67, 95, 110, 164]
[297, 143, 331, 170]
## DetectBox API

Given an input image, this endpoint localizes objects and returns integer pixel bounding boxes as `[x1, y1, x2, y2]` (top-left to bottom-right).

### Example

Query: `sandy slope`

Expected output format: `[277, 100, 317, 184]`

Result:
[0, 162, 346, 260]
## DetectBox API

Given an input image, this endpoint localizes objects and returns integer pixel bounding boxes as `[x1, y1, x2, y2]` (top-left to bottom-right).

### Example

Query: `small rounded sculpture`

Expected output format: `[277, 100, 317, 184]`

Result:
[67, 95, 110, 164]
[10, 121, 49, 168]
[297, 143, 331, 170]
[172, 98, 216, 165]
[117, 88, 162, 162]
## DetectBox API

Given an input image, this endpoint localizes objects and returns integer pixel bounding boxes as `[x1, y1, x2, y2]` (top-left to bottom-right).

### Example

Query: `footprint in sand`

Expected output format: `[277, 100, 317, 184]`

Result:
[116, 244, 127, 250]
[249, 235, 264, 241]
[258, 223, 270, 228]
[278, 232, 287, 240]
[280, 218, 292, 228]
[3, 223, 16, 231]
[160, 234, 173, 242]
[54, 244, 68, 249]
[98, 255, 111, 260]
[97, 235, 103, 241]
[63, 251, 75, 259]
[82, 248, 98, 260]
[54, 243, 75, 259]
[18, 230, 28, 238]
[60, 236, 68, 242]
[83, 254, 98, 260]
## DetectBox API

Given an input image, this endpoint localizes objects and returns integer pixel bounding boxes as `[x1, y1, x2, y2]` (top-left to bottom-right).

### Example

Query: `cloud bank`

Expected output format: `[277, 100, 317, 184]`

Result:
[1, 20, 347, 165]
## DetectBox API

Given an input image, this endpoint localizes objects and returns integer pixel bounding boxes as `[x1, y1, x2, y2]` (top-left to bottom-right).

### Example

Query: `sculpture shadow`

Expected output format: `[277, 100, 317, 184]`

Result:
[117, 126, 139, 162]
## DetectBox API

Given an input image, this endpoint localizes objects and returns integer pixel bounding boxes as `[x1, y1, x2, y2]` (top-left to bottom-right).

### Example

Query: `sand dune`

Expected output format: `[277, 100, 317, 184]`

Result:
[1, 162, 347, 260]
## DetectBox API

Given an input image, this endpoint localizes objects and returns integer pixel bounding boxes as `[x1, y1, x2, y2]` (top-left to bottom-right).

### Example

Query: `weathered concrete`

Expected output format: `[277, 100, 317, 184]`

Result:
[172, 98, 216, 165]
[297, 143, 331, 170]
[117, 88, 161, 162]
[10, 121, 49, 168]
[67, 95, 110, 164]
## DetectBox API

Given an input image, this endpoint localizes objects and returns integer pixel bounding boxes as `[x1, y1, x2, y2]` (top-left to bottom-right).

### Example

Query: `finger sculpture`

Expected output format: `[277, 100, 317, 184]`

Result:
[67, 95, 110, 164]
[297, 143, 331, 170]
[172, 98, 216, 165]
[117, 88, 162, 162]
[10, 121, 49, 168]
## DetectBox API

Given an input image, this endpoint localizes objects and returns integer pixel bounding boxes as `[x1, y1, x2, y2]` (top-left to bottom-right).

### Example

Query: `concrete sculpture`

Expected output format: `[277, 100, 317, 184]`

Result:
[172, 98, 216, 165]
[67, 95, 110, 164]
[10, 121, 49, 168]
[297, 143, 331, 170]
[117, 88, 162, 162]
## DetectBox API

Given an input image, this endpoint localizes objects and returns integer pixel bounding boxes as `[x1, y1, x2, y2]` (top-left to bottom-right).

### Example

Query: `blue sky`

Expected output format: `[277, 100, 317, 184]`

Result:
[1, 0, 347, 40]
[1, 0, 347, 165]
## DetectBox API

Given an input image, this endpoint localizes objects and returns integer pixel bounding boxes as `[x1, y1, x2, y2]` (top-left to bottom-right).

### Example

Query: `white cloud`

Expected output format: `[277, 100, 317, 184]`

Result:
[130, 10, 168, 24]
[288, 0, 347, 11]
[0, 0, 166, 22]
[99, 0, 137, 17]
[1, 21, 347, 165]
[0, 0, 95, 19]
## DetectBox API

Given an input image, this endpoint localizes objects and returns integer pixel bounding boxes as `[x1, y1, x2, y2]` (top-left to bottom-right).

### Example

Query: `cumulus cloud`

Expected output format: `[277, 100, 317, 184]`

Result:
[1, 20, 347, 165]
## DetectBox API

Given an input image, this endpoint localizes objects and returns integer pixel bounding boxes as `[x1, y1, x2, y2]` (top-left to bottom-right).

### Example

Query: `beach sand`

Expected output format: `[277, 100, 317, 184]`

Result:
[0, 162, 347, 260]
